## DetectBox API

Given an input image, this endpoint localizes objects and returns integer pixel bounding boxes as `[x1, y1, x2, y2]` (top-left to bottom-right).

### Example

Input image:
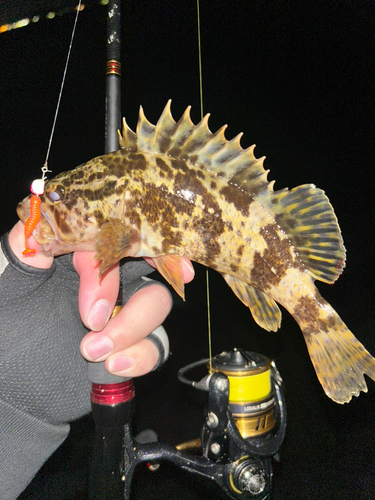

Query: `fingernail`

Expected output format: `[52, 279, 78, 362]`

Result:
[109, 356, 134, 374]
[181, 259, 195, 279]
[88, 299, 112, 331]
[83, 336, 114, 361]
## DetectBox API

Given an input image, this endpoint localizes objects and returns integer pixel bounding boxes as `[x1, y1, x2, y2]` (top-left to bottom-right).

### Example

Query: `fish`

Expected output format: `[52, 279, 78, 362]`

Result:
[17, 101, 375, 404]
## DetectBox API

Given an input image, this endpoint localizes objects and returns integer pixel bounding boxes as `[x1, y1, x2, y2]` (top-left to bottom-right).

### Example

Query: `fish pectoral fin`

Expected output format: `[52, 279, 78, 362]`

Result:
[222, 274, 282, 332]
[95, 218, 132, 275]
[152, 255, 185, 300]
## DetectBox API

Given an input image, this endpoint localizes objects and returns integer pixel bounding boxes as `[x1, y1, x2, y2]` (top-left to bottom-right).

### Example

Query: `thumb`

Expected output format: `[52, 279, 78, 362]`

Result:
[8, 221, 54, 269]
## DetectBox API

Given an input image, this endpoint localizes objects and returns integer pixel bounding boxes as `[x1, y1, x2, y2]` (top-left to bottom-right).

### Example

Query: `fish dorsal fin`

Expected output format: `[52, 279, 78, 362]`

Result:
[118, 117, 138, 151]
[151, 100, 180, 154]
[258, 184, 346, 284]
[118, 101, 272, 195]
[136, 106, 157, 151]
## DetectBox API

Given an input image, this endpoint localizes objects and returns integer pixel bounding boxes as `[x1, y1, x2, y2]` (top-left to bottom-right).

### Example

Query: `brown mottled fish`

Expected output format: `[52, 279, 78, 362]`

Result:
[17, 101, 375, 404]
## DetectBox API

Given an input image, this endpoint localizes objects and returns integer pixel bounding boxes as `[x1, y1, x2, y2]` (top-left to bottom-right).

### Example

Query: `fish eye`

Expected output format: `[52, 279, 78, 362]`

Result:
[46, 185, 65, 203]
[48, 191, 61, 202]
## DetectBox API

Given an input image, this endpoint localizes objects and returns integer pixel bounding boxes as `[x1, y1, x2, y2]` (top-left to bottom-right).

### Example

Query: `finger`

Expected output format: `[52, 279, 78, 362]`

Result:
[73, 251, 120, 331]
[80, 283, 172, 362]
[180, 257, 195, 283]
[144, 256, 195, 284]
[105, 337, 161, 377]
[8, 221, 54, 269]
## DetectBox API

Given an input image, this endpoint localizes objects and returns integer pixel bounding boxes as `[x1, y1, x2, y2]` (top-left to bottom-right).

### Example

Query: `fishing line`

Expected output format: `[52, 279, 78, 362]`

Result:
[22, 2, 83, 254]
[42, 0, 82, 180]
[196, 0, 204, 121]
[196, 0, 213, 374]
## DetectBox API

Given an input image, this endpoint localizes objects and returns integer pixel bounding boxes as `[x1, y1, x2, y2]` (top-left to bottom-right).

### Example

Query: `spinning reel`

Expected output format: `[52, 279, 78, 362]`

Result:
[176, 348, 286, 499]
[89, 348, 286, 500]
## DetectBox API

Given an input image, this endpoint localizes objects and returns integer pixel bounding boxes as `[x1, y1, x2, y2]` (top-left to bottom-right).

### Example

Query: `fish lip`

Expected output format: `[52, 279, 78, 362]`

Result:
[34, 211, 60, 255]
[41, 210, 57, 236]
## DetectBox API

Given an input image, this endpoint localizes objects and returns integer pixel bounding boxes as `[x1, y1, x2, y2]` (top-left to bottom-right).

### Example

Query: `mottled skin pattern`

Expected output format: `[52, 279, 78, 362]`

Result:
[17, 103, 375, 404]
[18, 151, 300, 281]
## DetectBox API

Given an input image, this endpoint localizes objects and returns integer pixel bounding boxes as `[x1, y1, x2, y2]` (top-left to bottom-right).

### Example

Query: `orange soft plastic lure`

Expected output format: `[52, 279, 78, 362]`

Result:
[23, 194, 42, 254]
[23, 178, 46, 254]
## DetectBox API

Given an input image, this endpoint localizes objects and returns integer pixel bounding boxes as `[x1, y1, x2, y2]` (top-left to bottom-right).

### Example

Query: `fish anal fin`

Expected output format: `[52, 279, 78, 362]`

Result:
[153, 255, 185, 300]
[222, 274, 282, 332]
[258, 184, 346, 284]
[95, 218, 133, 276]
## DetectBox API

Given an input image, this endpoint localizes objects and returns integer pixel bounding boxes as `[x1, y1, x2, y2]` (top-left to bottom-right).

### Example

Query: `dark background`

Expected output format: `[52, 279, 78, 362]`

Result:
[1, 1, 374, 499]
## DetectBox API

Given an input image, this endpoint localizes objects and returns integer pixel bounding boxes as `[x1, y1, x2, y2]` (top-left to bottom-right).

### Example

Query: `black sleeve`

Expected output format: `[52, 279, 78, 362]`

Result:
[0, 233, 158, 499]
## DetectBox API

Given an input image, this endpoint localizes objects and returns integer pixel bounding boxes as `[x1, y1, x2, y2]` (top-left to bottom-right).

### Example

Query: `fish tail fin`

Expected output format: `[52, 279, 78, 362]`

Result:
[302, 312, 375, 403]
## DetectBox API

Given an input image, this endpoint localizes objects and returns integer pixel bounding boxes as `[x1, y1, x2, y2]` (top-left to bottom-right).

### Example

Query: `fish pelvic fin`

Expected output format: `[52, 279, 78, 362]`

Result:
[153, 255, 185, 300]
[222, 274, 282, 332]
[296, 297, 375, 403]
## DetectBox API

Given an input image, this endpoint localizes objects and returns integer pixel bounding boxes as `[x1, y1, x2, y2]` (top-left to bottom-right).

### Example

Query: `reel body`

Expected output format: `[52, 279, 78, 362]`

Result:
[120, 348, 286, 500]
[89, 348, 286, 499]
[191, 349, 286, 499]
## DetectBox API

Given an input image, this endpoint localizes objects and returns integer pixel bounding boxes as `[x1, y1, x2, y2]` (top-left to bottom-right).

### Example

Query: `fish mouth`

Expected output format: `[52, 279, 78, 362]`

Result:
[17, 194, 99, 256]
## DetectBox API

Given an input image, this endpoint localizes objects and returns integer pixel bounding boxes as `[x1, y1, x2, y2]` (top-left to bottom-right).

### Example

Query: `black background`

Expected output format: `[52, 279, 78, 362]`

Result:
[1, 1, 374, 499]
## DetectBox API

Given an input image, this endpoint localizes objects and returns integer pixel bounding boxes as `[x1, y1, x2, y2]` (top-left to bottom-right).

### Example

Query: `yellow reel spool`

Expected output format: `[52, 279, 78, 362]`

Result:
[210, 349, 276, 439]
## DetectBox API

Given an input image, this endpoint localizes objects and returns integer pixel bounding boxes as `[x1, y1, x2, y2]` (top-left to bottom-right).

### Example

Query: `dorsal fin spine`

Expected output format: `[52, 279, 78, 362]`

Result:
[210, 133, 244, 167]
[118, 117, 137, 151]
[136, 106, 155, 151]
[118, 101, 273, 195]
[152, 100, 177, 153]
[178, 113, 212, 157]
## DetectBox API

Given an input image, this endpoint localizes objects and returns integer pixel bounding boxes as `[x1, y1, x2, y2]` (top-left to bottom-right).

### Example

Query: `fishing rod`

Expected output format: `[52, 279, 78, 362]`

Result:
[88, 1, 132, 498]
[88, 2, 168, 497]
[87, 2, 286, 499]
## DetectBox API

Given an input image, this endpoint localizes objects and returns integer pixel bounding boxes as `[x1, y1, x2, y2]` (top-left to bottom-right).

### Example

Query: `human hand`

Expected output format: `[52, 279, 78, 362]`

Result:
[76, 251, 194, 377]
[2, 221, 195, 498]
[8, 221, 195, 378]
